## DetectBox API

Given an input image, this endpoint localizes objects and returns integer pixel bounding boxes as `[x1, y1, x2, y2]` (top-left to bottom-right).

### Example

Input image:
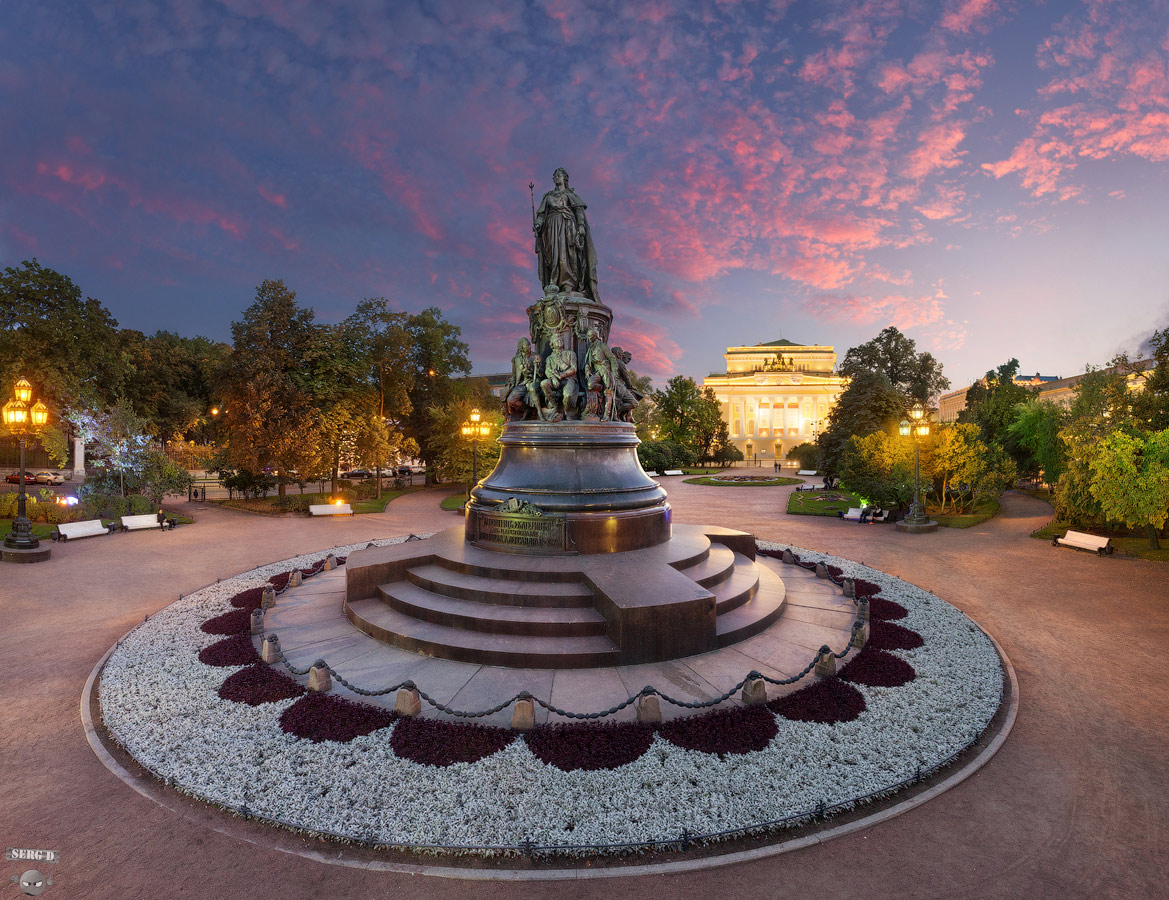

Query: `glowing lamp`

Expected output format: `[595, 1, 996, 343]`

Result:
[899, 419, 911, 437]
[334, 499, 343, 506]
[470, 408, 481, 424]
[909, 402, 925, 421]
[13, 377, 32, 404]
[30, 399, 49, 429]
[917, 421, 930, 437]
[210, 407, 219, 416]
[2, 398, 28, 428]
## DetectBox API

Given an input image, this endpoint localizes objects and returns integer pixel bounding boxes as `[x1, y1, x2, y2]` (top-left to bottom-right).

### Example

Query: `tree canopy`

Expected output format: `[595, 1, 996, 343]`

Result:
[838, 326, 949, 405]
[818, 370, 906, 475]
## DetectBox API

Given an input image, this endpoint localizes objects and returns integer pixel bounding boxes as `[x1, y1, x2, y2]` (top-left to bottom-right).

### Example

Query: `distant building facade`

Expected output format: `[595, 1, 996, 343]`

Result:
[1035, 359, 1153, 408]
[703, 339, 846, 461]
[938, 372, 1062, 422]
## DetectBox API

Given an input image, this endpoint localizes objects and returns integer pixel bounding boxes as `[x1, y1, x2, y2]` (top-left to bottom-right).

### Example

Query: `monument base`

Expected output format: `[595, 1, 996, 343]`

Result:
[2, 545, 52, 564]
[895, 520, 940, 534]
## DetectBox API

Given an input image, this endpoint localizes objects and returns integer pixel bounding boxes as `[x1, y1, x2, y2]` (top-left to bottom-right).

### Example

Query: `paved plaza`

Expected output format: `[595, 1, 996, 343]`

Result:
[3, 482, 1167, 898]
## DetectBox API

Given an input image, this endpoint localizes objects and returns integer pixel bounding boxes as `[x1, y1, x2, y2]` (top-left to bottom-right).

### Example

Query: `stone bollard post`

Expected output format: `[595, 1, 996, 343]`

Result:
[261, 585, 276, 610]
[814, 647, 837, 678]
[308, 661, 332, 692]
[636, 694, 662, 723]
[815, 562, 829, 579]
[250, 609, 264, 635]
[850, 623, 869, 651]
[781, 549, 796, 564]
[323, 554, 338, 571]
[842, 578, 855, 598]
[859, 598, 871, 625]
[261, 634, 280, 664]
[288, 570, 303, 588]
[511, 698, 536, 731]
[394, 688, 422, 716]
[742, 676, 767, 706]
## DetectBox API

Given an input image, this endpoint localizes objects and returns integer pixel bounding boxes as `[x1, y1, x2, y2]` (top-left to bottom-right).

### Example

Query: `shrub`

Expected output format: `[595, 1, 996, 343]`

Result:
[787, 442, 821, 470]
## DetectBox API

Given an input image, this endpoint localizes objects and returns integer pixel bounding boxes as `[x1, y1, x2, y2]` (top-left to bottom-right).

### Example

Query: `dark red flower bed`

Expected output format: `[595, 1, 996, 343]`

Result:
[279, 692, 397, 743]
[769, 677, 867, 724]
[335, 556, 347, 565]
[218, 663, 305, 705]
[229, 587, 265, 610]
[200, 608, 253, 635]
[198, 634, 260, 667]
[659, 705, 778, 755]
[852, 578, 882, 598]
[826, 564, 845, 580]
[390, 717, 514, 766]
[839, 648, 916, 687]
[867, 620, 924, 651]
[525, 721, 655, 771]
[867, 596, 908, 621]
[300, 563, 322, 577]
[268, 572, 291, 590]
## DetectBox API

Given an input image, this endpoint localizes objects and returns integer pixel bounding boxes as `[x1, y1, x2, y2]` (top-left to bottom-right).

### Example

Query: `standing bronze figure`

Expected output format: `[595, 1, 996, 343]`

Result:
[533, 168, 599, 301]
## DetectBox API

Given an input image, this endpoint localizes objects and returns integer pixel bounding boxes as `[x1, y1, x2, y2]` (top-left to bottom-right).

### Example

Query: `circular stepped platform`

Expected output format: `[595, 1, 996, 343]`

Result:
[344, 525, 786, 669]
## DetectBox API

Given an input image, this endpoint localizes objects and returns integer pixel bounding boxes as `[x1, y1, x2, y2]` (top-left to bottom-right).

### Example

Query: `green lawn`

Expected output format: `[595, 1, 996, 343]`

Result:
[931, 498, 1000, 529]
[440, 492, 468, 511]
[0, 519, 59, 539]
[786, 490, 863, 517]
[213, 488, 420, 516]
[684, 475, 801, 487]
[1032, 520, 1169, 562]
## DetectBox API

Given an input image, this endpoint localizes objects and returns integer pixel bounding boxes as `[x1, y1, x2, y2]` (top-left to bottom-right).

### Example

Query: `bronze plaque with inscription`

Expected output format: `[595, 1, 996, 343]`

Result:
[472, 511, 573, 554]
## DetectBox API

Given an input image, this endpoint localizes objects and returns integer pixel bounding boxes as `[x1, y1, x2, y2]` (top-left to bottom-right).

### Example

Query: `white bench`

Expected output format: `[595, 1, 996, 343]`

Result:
[644, 471, 659, 477]
[663, 469, 684, 476]
[309, 503, 354, 517]
[121, 513, 169, 532]
[798, 469, 819, 476]
[1053, 530, 1113, 556]
[840, 508, 865, 522]
[796, 482, 826, 492]
[53, 519, 116, 542]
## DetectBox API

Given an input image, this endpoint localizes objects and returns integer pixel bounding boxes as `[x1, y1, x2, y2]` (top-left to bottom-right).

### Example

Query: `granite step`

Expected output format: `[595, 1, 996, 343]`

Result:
[345, 597, 620, 668]
[710, 553, 761, 614]
[715, 563, 787, 647]
[675, 544, 735, 588]
[406, 564, 595, 608]
[380, 581, 608, 637]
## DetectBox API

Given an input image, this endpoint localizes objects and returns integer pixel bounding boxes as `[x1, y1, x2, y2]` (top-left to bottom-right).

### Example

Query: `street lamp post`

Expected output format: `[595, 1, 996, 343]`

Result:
[745, 440, 753, 468]
[3, 377, 51, 559]
[896, 402, 937, 534]
[461, 408, 491, 493]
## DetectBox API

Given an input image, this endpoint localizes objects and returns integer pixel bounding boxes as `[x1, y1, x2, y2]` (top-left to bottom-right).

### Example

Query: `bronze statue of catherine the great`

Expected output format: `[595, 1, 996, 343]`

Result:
[533, 167, 599, 302]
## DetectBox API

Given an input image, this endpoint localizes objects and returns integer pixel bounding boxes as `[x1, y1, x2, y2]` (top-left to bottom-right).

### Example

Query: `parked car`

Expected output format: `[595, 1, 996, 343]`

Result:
[408, 464, 426, 475]
[340, 468, 372, 480]
[5, 472, 37, 485]
[396, 465, 411, 477]
[35, 471, 66, 485]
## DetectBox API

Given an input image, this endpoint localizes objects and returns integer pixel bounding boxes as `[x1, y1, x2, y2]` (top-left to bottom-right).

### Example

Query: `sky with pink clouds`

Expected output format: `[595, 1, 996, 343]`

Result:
[3, 0, 1168, 390]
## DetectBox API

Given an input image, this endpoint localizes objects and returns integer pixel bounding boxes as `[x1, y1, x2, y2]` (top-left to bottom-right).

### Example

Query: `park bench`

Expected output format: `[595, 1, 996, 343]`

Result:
[797, 469, 819, 476]
[663, 469, 684, 476]
[1053, 529, 1113, 556]
[53, 519, 117, 542]
[121, 513, 173, 532]
[870, 509, 892, 523]
[643, 471, 659, 477]
[796, 482, 825, 492]
[309, 503, 354, 517]
[839, 508, 865, 522]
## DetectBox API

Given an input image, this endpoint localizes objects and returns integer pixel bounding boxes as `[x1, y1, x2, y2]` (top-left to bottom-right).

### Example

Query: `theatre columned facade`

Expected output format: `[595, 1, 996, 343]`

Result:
[703, 339, 847, 462]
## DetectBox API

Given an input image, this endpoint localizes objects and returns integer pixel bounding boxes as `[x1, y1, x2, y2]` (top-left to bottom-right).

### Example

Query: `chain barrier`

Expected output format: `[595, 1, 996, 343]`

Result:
[257, 544, 870, 721]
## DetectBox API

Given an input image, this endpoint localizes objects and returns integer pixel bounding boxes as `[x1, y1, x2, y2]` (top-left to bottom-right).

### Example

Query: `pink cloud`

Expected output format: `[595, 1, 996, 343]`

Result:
[904, 121, 967, 181]
[939, 0, 998, 34]
[804, 291, 945, 330]
[609, 315, 682, 377]
[258, 184, 287, 208]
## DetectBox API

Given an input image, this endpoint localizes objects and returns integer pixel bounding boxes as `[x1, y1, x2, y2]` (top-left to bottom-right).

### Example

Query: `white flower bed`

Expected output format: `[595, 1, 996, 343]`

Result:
[99, 537, 1003, 854]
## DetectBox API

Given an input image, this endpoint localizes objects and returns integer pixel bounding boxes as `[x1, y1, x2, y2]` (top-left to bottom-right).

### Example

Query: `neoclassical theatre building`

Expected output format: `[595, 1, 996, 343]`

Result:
[703, 339, 847, 462]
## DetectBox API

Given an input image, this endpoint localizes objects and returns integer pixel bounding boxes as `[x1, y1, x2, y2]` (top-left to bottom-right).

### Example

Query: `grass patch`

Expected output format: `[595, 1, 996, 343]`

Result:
[0, 518, 59, 539]
[213, 488, 420, 516]
[440, 492, 468, 511]
[684, 476, 801, 486]
[1032, 520, 1169, 561]
[786, 490, 863, 517]
[930, 498, 1000, 529]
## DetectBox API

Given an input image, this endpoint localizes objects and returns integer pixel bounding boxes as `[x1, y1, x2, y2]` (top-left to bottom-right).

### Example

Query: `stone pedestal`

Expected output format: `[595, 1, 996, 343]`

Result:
[895, 520, 939, 534]
[466, 421, 670, 554]
[1, 545, 51, 564]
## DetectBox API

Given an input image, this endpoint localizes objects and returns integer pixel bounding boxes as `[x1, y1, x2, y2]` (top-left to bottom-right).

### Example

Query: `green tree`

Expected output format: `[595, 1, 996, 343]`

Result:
[929, 423, 1015, 513]
[132, 450, 193, 506]
[839, 431, 915, 510]
[838, 326, 950, 405]
[817, 370, 907, 476]
[959, 359, 1035, 466]
[1008, 399, 1067, 487]
[786, 442, 821, 471]
[402, 308, 471, 482]
[119, 330, 230, 440]
[425, 394, 503, 489]
[653, 377, 724, 463]
[1128, 328, 1169, 431]
[74, 398, 153, 497]
[219, 279, 325, 497]
[1088, 428, 1169, 549]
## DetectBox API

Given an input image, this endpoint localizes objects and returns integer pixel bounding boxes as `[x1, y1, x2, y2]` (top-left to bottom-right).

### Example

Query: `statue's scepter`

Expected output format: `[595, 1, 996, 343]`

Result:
[529, 181, 537, 237]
